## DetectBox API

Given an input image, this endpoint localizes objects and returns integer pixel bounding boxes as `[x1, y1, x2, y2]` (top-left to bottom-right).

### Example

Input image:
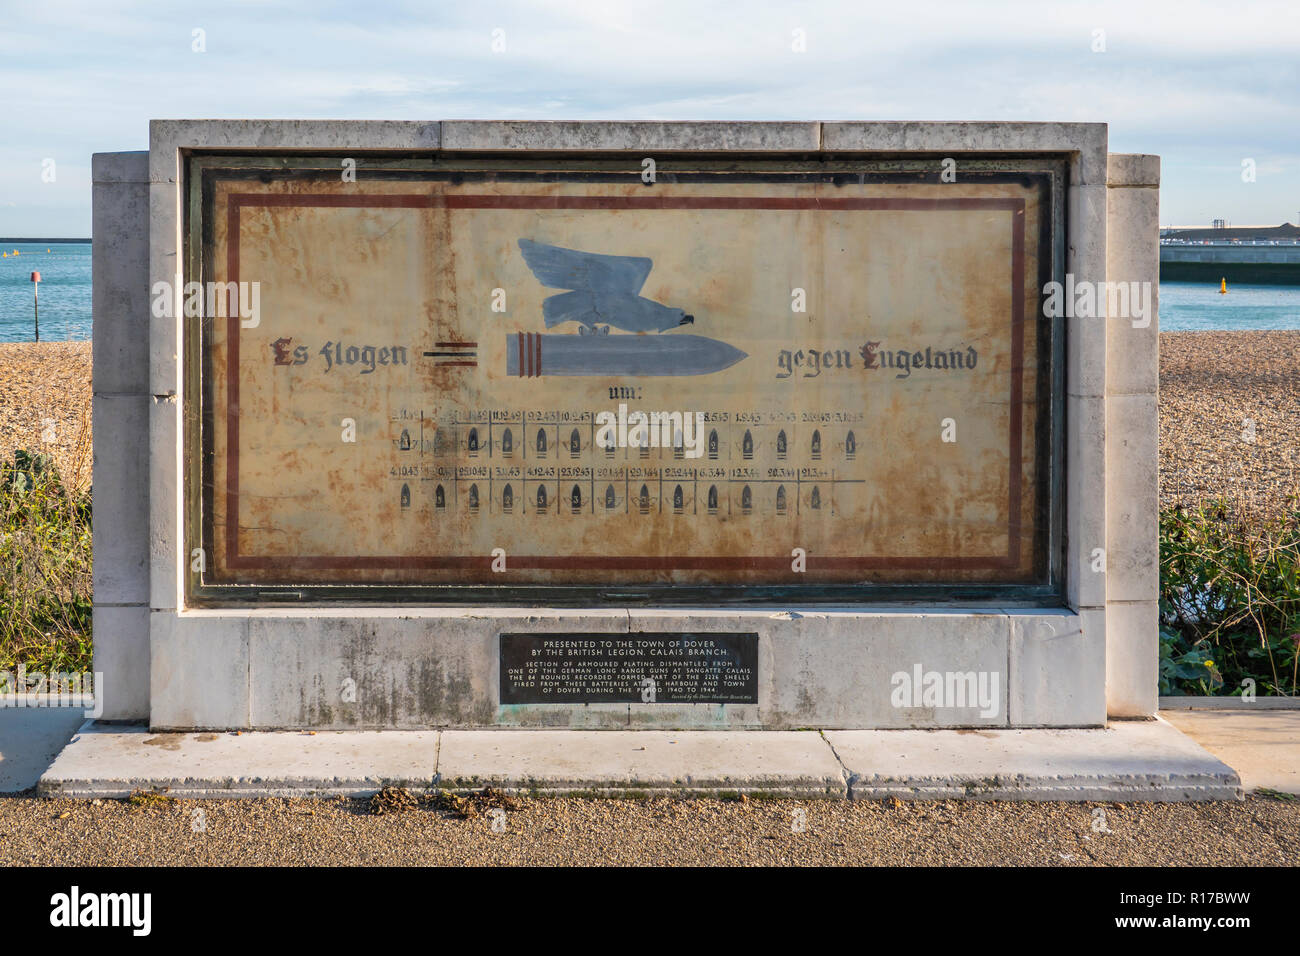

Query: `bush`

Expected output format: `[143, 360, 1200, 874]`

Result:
[0, 449, 93, 673]
[1159, 500, 1300, 697]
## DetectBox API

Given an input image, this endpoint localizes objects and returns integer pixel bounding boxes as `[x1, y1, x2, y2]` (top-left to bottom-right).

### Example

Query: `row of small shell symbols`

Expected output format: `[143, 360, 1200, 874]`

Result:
[398, 427, 858, 460]
[401, 481, 824, 514]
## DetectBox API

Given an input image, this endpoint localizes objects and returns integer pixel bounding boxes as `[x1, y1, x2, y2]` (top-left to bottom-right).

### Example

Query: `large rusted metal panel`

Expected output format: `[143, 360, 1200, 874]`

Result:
[187, 156, 1062, 602]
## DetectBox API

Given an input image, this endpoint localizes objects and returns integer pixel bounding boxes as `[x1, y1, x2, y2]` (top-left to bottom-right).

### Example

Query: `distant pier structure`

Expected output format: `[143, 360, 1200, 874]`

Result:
[1160, 223, 1300, 284]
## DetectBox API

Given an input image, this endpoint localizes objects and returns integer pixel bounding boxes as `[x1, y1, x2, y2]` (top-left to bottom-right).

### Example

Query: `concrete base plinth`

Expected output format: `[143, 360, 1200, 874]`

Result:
[38, 718, 1240, 801]
[827, 720, 1242, 801]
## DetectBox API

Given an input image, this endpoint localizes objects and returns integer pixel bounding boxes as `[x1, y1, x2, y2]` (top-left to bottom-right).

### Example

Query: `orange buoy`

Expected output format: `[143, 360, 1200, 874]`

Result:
[1219, 277, 1228, 294]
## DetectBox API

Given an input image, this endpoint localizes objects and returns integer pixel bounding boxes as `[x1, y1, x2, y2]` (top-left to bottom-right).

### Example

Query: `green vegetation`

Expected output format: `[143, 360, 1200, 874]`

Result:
[0, 449, 93, 674]
[1160, 500, 1300, 697]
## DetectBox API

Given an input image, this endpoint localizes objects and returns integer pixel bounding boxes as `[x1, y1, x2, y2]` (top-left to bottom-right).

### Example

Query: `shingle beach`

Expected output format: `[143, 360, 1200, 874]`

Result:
[0, 341, 91, 491]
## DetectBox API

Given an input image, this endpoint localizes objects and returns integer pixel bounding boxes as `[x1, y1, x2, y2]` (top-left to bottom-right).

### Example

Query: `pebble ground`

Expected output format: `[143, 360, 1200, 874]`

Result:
[1, 793, 1296, 866]
[0, 341, 91, 490]
[1159, 330, 1300, 514]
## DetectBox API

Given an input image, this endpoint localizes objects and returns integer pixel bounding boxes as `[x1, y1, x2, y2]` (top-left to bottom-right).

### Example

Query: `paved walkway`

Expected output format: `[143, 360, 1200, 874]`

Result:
[1162, 710, 1300, 794]
[0, 707, 91, 793]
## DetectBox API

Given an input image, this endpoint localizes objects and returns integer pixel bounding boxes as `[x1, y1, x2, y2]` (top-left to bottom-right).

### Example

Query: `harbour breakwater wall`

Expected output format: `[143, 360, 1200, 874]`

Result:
[1161, 244, 1300, 284]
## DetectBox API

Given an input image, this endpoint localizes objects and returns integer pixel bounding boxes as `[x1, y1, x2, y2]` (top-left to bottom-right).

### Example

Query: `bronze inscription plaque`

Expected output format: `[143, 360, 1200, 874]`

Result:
[192, 161, 1056, 597]
[499, 633, 759, 705]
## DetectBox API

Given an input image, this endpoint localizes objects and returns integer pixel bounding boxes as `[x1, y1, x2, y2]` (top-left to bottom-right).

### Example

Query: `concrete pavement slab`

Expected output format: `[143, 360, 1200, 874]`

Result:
[1161, 709, 1300, 795]
[1159, 696, 1300, 710]
[825, 718, 1242, 801]
[0, 708, 90, 793]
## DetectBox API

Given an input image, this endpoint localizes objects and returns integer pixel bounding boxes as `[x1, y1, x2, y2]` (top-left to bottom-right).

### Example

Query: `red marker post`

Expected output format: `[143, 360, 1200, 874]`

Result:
[30, 271, 40, 342]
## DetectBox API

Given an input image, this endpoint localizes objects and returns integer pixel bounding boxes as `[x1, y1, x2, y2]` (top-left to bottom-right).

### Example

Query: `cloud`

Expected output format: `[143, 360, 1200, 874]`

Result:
[0, 0, 1296, 232]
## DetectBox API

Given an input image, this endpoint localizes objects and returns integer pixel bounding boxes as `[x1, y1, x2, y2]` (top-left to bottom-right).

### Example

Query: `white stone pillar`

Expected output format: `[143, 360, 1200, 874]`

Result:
[1104, 154, 1161, 717]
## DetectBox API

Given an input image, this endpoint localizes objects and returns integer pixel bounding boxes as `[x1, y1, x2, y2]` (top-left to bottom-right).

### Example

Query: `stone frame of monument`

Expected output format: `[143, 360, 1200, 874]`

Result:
[91, 121, 1159, 731]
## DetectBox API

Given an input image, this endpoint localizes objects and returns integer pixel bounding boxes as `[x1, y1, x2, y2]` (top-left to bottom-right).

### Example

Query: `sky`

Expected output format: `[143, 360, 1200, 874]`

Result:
[1, 0, 1297, 236]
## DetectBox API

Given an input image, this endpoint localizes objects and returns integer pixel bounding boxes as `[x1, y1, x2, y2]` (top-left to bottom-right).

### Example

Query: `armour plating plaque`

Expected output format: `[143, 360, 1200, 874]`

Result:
[190, 159, 1057, 596]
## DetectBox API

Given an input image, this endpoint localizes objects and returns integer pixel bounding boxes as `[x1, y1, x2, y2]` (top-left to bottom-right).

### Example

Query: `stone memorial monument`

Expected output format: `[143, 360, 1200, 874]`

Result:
[91, 121, 1159, 732]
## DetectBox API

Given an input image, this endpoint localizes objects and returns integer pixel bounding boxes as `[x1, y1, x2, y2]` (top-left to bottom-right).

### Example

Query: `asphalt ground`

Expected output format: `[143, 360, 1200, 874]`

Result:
[1, 791, 1296, 866]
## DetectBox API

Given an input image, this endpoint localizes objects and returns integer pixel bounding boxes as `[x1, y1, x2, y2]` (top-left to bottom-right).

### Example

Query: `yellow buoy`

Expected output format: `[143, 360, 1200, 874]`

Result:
[1219, 277, 1228, 294]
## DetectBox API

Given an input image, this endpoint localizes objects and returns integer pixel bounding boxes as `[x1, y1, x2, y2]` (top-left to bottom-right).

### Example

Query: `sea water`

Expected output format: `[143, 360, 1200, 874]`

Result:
[1156, 280, 1300, 332]
[0, 242, 92, 342]
[1, 240, 1298, 340]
